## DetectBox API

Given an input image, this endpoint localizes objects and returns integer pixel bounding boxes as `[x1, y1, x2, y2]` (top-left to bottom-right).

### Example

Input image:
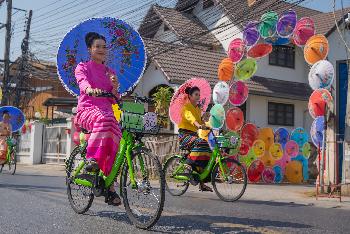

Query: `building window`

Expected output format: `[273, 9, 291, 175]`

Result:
[203, 0, 214, 9]
[269, 45, 295, 68]
[268, 102, 294, 126]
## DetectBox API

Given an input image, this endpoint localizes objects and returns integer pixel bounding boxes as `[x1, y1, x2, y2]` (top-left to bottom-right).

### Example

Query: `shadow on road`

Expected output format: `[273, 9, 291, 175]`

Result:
[0, 183, 65, 192]
[84, 208, 312, 233]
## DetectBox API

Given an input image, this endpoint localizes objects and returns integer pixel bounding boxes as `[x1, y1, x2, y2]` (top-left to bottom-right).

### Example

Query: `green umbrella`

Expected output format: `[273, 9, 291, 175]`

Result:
[259, 11, 278, 38]
[240, 148, 257, 168]
[234, 58, 257, 80]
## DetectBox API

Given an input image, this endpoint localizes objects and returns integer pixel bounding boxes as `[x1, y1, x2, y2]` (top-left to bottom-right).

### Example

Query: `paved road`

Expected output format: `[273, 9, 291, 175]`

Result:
[0, 166, 350, 234]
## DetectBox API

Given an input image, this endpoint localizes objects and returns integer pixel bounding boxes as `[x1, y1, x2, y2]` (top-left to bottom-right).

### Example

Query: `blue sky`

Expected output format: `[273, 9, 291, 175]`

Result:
[0, 0, 349, 61]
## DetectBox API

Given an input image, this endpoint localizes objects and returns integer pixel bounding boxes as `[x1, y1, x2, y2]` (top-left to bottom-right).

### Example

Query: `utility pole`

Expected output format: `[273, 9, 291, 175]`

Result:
[1, 0, 12, 105]
[14, 10, 33, 107]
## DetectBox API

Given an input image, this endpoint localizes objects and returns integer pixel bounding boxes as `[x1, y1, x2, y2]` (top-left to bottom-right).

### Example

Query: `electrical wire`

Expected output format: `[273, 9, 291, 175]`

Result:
[333, 0, 350, 54]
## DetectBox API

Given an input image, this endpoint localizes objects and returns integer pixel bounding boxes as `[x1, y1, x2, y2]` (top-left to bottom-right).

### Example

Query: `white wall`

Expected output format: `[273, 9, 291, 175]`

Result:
[255, 46, 309, 83]
[193, 0, 242, 51]
[134, 62, 176, 97]
[154, 23, 179, 43]
[247, 94, 312, 136]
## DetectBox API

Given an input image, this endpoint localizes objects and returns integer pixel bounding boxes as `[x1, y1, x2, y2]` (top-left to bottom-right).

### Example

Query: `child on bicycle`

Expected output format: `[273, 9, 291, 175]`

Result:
[178, 86, 213, 192]
[0, 111, 12, 165]
[74, 32, 122, 206]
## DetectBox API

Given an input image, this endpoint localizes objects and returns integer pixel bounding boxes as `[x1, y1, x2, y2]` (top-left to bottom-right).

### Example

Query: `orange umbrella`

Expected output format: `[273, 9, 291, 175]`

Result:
[304, 35, 329, 65]
[258, 128, 274, 150]
[261, 151, 276, 167]
[226, 107, 244, 131]
[218, 58, 234, 81]
[247, 43, 273, 59]
[285, 161, 303, 183]
[308, 88, 333, 119]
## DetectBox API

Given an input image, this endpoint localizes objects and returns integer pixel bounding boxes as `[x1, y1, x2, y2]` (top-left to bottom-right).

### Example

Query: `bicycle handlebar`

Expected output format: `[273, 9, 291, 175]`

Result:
[90, 92, 154, 104]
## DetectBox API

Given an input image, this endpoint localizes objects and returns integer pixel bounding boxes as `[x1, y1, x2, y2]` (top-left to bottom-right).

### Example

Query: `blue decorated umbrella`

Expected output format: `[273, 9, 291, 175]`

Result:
[0, 106, 26, 132]
[273, 165, 283, 183]
[310, 116, 324, 148]
[291, 127, 309, 148]
[265, 35, 290, 45]
[274, 127, 290, 149]
[57, 17, 146, 96]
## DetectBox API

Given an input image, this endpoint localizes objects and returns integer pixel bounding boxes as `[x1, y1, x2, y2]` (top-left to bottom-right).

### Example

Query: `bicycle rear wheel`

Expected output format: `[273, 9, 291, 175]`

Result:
[212, 158, 247, 202]
[66, 146, 94, 214]
[163, 155, 189, 196]
[121, 147, 165, 230]
[0, 150, 16, 175]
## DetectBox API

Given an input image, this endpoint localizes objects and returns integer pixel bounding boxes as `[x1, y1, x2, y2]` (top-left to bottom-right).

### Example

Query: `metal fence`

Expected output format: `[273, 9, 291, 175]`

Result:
[16, 131, 31, 162]
[42, 125, 67, 164]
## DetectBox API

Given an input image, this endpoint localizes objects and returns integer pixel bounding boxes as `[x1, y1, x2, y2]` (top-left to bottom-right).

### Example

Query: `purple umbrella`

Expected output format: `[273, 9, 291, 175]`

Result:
[243, 21, 260, 47]
[277, 10, 297, 38]
[311, 116, 324, 148]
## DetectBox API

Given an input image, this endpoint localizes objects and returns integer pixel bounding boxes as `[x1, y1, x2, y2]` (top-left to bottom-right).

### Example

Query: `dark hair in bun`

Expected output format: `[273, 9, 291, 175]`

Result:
[185, 86, 200, 96]
[85, 32, 106, 48]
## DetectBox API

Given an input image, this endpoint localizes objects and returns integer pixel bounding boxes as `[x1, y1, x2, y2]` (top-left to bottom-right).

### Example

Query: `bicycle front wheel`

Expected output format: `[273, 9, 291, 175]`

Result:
[212, 158, 247, 202]
[121, 147, 165, 230]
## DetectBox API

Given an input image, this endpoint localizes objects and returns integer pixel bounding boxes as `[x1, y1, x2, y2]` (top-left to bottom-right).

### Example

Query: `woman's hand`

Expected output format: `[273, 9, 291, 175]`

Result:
[109, 73, 120, 91]
[85, 87, 103, 96]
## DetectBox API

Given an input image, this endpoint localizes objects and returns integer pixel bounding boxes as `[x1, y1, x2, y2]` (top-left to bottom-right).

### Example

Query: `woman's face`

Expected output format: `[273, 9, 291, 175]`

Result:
[3, 113, 10, 122]
[189, 90, 200, 103]
[89, 39, 107, 62]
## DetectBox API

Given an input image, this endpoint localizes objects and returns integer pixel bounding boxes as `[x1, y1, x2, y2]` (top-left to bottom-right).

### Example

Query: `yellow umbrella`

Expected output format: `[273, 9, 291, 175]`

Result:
[269, 143, 283, 160]
[285, 161, 303, 183]
[252, 139, 265, 158]
[112, 104, 123, 121]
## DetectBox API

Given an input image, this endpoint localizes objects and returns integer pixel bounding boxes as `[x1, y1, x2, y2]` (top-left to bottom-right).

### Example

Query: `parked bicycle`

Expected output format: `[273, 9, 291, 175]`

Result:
[65, 93, 165, 230]
[163, 130, 247, 202]
[0, 137, 17, 175]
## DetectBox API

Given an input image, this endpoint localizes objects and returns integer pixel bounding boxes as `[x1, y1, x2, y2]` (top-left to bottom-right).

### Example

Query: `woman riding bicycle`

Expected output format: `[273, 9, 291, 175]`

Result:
[74, 32, 122, 206]
[178, 86, 213, 192]
[0, 111, 12, 165]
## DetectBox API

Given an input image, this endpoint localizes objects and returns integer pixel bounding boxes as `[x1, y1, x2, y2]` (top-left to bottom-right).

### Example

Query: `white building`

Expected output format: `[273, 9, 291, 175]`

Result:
[135, 0, 350, 184]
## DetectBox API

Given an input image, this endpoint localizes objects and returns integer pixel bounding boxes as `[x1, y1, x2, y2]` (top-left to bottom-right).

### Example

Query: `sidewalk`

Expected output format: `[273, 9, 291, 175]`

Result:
[15, 164, 350, 210]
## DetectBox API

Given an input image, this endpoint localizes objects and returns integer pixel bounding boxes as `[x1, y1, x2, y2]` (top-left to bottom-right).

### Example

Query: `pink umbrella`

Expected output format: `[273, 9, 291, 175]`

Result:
[169, 78, 211, 124]
[293, 17, 315, 47]
[262, 167, 276, 183]
[275, 152, 291, 173]
[229, 80, 249, 106]
[285, 140, 299, 158]
[228, 38, 246, 63]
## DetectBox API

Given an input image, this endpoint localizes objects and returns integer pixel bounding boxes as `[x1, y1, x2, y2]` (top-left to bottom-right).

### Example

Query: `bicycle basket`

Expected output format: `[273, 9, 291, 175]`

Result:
[215, 132, 241, 153]
[121, 102, 160, 134]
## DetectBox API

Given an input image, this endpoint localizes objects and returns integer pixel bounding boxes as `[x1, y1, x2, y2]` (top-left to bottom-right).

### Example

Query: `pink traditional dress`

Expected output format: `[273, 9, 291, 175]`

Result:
[0, 121, 11, 164]
[74, 60, 122, 176]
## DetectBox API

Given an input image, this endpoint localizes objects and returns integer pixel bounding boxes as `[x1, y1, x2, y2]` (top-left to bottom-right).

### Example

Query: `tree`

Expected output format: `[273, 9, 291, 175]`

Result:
[152, 86, 173, 126]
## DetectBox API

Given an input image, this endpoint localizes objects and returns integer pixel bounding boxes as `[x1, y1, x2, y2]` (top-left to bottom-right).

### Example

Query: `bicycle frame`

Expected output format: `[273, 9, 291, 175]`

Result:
[173, 145, 230, 182]
[4, 138, 15, 164]
[72, 130, 146, 190]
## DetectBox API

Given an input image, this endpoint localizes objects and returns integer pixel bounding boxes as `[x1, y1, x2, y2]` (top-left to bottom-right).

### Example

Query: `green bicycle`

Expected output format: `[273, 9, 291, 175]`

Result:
[163, 130, 247, 202]
[0, 137, 17, 175]
[65, 93, 165, 230]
